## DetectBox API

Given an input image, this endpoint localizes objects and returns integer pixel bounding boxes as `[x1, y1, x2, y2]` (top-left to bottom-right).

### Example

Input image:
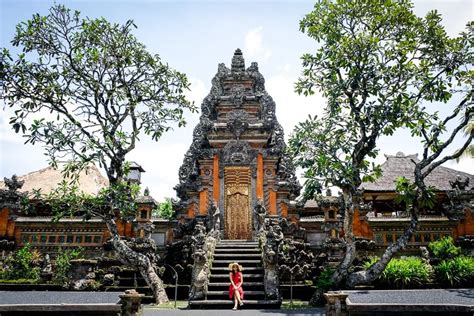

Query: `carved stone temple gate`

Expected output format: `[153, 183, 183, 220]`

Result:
[174, 49, 301, 240]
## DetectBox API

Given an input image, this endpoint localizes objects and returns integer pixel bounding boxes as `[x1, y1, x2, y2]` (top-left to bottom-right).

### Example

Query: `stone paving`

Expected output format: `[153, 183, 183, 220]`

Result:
[0, 289, 473, 315]
[346, 288, 474, 305]
[0, 291, 122, 305]
[144, 309, 325, 316]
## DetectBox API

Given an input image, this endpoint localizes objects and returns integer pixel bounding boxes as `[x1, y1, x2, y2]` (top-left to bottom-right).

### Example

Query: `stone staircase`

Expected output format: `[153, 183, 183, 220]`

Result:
[188, 239, 281, 309]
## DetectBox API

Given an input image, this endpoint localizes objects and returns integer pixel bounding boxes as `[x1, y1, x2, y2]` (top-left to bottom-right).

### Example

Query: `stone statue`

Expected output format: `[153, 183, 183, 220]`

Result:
[210, 202, 221, 234]
[189, 249, 209, 300]
[254, 200, 267, 233]
[450, 176, 470, 194]
[42, 254, 52, 274]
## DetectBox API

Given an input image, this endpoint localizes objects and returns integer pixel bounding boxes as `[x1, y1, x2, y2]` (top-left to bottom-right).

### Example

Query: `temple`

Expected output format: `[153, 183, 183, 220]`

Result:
[174, 48, 301, 240]
[0, 50, 473, 306]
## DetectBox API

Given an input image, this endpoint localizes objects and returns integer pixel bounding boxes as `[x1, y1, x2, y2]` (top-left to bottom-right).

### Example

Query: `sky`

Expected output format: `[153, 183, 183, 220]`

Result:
[0, 0, 473, 201]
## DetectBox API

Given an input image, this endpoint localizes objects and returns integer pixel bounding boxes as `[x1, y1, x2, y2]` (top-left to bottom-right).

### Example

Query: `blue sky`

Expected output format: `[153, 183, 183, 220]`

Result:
[1, 0, 473, 200]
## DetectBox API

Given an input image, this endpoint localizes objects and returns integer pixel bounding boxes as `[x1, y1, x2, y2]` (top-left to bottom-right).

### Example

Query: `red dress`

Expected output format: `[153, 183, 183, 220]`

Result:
[229, 272, 244, 300]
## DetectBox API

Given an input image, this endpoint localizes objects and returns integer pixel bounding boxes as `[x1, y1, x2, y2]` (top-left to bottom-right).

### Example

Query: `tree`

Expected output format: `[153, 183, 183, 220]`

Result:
[290, 0, 473, 288]
[155, 198, 175, 220]
[0, 4, 196, 303]
[457, 122, 474, 161]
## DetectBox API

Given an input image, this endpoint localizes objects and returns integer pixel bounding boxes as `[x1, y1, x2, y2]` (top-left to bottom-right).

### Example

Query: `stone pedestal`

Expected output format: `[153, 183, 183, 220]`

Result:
[119, 289, 145, 316]
[324, 291, 349, 316]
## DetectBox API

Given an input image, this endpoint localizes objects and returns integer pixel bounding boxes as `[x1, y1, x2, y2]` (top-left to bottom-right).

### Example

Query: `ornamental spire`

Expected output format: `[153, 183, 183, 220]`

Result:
[231, 48, 245, 73]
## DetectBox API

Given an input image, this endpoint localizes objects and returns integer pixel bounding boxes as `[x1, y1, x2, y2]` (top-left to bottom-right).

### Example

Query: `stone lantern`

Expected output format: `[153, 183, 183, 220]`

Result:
[126, 162, 145, 185]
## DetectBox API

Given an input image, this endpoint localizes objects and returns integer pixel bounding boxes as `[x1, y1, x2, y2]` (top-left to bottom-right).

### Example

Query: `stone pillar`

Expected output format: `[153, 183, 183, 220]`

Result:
[119, 289, 145, 316]
[324, 291, 349, 316]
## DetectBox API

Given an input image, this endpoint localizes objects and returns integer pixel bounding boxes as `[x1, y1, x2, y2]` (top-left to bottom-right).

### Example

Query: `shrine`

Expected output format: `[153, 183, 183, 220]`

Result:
[174, 48, 301, 240]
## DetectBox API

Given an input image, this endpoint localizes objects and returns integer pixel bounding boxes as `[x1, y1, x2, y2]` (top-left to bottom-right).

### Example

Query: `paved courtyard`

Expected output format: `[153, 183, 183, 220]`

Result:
[0, 289, 473, 315]
[144, 309, 325, 316]
[346, 288, 474, 306]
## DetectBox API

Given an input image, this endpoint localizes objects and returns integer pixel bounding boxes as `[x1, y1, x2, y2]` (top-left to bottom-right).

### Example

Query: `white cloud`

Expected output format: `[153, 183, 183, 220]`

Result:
[128, 140, 189, 201]
[186, 78, 207, 107]
[266, 71, 326, 140]
[244, 26, 272, 61]
[0, 111, 24, 144]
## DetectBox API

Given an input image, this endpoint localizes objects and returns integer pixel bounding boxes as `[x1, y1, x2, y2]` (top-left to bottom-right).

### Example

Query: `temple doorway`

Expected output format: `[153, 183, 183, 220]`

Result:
[224, 167, 252, 240]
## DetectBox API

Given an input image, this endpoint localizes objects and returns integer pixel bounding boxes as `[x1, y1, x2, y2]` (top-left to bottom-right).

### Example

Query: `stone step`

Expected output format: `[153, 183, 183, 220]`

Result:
[215, 245, 259, 249]
[213, 256, 261, 261]
[213, 253, 261, 258]
[213, 259, 261, 265]
[208, 282, 263, 287]
[211, 267, 263, 273]
[207, 290, 265, 296]
[188, 299, 281, 309]
[210, 273, 263, 280]
[214, 248, 260, 253]
[219, 239, 258, 243]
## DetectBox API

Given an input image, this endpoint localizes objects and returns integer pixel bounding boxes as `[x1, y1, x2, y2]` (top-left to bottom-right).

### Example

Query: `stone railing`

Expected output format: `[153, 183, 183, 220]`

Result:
[258, 215, 282, 300]
[188, 221, 219, 301]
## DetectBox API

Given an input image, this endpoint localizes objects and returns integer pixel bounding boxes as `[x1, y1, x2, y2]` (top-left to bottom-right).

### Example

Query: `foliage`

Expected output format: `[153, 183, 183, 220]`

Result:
[362, 256, 379, 270]
[0, 244, 40, 280]
[0, 3, 195, 186]
[428, 236, 461, 260]
[292, 0, 473, 288]
[457, 122, 474, 161]
[315, 267, 335, 291]
[435, 256, 474, 287]
[52, 247, 83, 286]
[281, 300, 311, 310]
[155, 198, 175, 220]
[364, 256, 432, 289]
[394, 177, 436, 209]
[0, 278, 39, 284]
[0, 3, 193, 304]
[292, 0, 472, 197]
[37, 180, 141, 221]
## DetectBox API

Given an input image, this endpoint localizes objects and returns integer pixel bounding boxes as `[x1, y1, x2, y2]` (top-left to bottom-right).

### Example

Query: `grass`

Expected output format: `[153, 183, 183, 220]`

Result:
[0, 278, 39, 284]
[144, 300, 188, 309]
[281, 299, 311, 310]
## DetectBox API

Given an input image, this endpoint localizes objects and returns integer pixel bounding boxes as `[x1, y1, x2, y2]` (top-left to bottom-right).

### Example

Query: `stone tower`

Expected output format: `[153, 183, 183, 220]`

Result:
[175, 49, 300, 240]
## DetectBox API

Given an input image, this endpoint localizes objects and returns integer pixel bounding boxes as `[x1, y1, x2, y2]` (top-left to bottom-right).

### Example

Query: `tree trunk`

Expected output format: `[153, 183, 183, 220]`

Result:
[331, 188, 356, 288]
[345, 211, 418, 288]
[104, 217, 169, 304]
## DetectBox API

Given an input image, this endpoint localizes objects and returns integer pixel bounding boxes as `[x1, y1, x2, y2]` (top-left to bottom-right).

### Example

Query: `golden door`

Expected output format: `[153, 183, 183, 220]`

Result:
[224, 167, 252, 240]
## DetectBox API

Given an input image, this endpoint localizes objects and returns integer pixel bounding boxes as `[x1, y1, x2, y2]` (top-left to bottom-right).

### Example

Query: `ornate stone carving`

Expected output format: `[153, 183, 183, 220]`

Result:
[443, 177, 474, 220]
[189, 248, 209, 300]
[3, 175, 24, 191]
[209, 202, 221, 237]
[231, 86, 245, 107]
[231, 48, 245, 73]
[223, 140, 252, 165]
[450, 175, 470, 192]
[227, 110, 249, 139]
[258, 216, 284, 300]
[254, 199, 267, 233]
[188, 220, 219, 301]
[175, 49, 301, 214]
[0, 175, 26, 211]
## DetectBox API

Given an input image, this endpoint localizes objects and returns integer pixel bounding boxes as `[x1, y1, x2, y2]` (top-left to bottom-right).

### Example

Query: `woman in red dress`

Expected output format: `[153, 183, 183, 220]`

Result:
[229, 262, 244, 310]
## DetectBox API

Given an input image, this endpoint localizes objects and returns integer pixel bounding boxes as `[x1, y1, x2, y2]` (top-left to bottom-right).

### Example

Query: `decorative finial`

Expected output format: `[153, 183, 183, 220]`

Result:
[231, 48, 245, 73]
[144, 187, 150, 196]
[4, 175, 24, 191]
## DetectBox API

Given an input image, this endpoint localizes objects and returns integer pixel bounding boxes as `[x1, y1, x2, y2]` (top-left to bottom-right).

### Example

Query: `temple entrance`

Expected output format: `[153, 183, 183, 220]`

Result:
[224, 167, 252, 240]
